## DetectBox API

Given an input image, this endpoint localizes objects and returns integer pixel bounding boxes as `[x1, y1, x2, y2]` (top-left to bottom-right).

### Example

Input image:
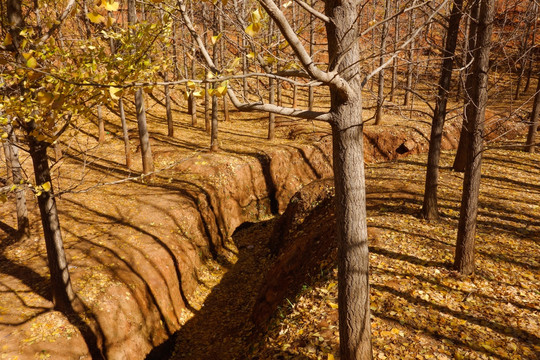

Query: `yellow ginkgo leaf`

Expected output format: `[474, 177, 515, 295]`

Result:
[327, 301, 338, 309]
[246, 52, 255, 59]
[245, 24, 257, 37]
[41, 181, 51, 192]
[250, 8, 262, 23]
[327, 354, 335, 360]
[26, 57, 37, 69]
[211, 33, 222, 45]
[109, 86, 122, 100]
[37, 91, 54, 105]
[88, 11, 105, 24]
[215, 80, 229, 96]
[101, 0, 120, 11]
[3, 33, 12, 46]
[105, 15, 116, 27]
[192, 90, 204, 98]
[187, 80, 196, 89]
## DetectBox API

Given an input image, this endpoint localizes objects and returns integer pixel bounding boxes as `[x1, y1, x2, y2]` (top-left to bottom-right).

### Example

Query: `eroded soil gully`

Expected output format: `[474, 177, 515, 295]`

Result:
[0, 118, 524, 359]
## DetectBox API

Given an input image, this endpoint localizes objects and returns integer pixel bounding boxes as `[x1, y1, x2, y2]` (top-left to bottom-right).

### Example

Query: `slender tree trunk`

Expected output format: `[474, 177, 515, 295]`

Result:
[525, 78, 540, 153]
[135, 89, 154, 174]
[29, 140, 75, 311]
[422, 0, 463, 220]
[404, 6, 416, 106]
[128, 0, 154, 174]
[165, 81, 174, 137]
[308, 0, 315, 111]
[453, 0, 481, 172]
[97, 105, 105, 143]
[454, 0, 494, 275]
[210, 4, 219, 151]
[375, 0, 391, 125]
[390, 0, 399, 103]
[3, 123, 29, 238]
[118, 98, 132, 169]
[326, 0, 372, 357]
[210, 91, 219, 151]
[268, 15, 276, 140]
[190, 55, 197, 126]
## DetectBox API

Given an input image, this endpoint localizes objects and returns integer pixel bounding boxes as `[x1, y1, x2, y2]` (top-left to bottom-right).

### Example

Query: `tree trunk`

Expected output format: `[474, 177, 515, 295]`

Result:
[3, 123, 30, 238]
[268, 17, 276, 140]
[118, 98, 132, 169]
[164, 77, 174, 138]
[210, 92, 219, 151]
[422, 0, 463, 220]
[453, 0, 481, 172]
[404, 6, 416, 106]
[128, 0, 154, 174]
[454, 0, 494, 275]
[390, 0, 399, 103]
[97, 105, 105, 143]
[190, 56, 197, 126]
[29, 140, 75, 311]
[135, 89, 154, 174]
[525, 78, 540, 153]
[326, 0, 372, 357]
[374, 0, 391, 125]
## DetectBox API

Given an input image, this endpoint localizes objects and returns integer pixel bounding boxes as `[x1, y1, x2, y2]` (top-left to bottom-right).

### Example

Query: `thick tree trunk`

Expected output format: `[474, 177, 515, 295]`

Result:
[3, 123, 29, 238]
[29, 140, 75, 311]
[422, 0, 463, 220]
[326, 0, 372, 358]
[454, 0, 494, 275]
[374, 0, 391, 125]
[453, 0, 480, 172]
[525, 78, 540, 153]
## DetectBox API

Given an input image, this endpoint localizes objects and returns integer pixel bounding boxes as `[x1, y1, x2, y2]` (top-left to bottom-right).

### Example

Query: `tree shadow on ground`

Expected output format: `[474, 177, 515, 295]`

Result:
[146, 219, 276, 360]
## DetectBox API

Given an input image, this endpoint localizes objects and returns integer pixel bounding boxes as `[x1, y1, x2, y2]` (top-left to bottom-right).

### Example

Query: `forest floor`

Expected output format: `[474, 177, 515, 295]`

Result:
[163, 146, 540, 360]
[0, 82, 538, 360]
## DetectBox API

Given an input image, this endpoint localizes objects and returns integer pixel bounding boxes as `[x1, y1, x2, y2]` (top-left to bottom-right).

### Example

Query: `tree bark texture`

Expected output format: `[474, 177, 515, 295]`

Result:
[326, 0, 372, 358]
[135, 89, 154, 174]
[3, 123, 30, 237]
[453, 0, 481, 172]
[454, 0, 494, 275]
[118, 98, 132, 169]
[422, 0, 463, 220]
[97, 105, 105, 143]
[29, 140, 75, 311]
[525, 78, 540, 153]
[374, 0, 391, 125]
[164, 81, 174, 138]
[128, 0, 153, 174]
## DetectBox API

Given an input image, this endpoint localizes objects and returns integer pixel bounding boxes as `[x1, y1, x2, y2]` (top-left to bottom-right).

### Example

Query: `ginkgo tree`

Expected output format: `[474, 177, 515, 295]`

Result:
[0, 0, 168, 319]
[173, 0, 447, 358]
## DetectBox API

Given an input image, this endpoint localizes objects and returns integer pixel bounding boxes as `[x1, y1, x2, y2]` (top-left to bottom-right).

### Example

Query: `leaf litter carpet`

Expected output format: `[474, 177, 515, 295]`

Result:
[166, 147, 539, 360]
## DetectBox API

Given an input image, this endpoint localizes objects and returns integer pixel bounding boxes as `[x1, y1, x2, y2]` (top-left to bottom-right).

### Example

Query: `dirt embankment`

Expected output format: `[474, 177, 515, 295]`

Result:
[0, 114, 525, 359]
